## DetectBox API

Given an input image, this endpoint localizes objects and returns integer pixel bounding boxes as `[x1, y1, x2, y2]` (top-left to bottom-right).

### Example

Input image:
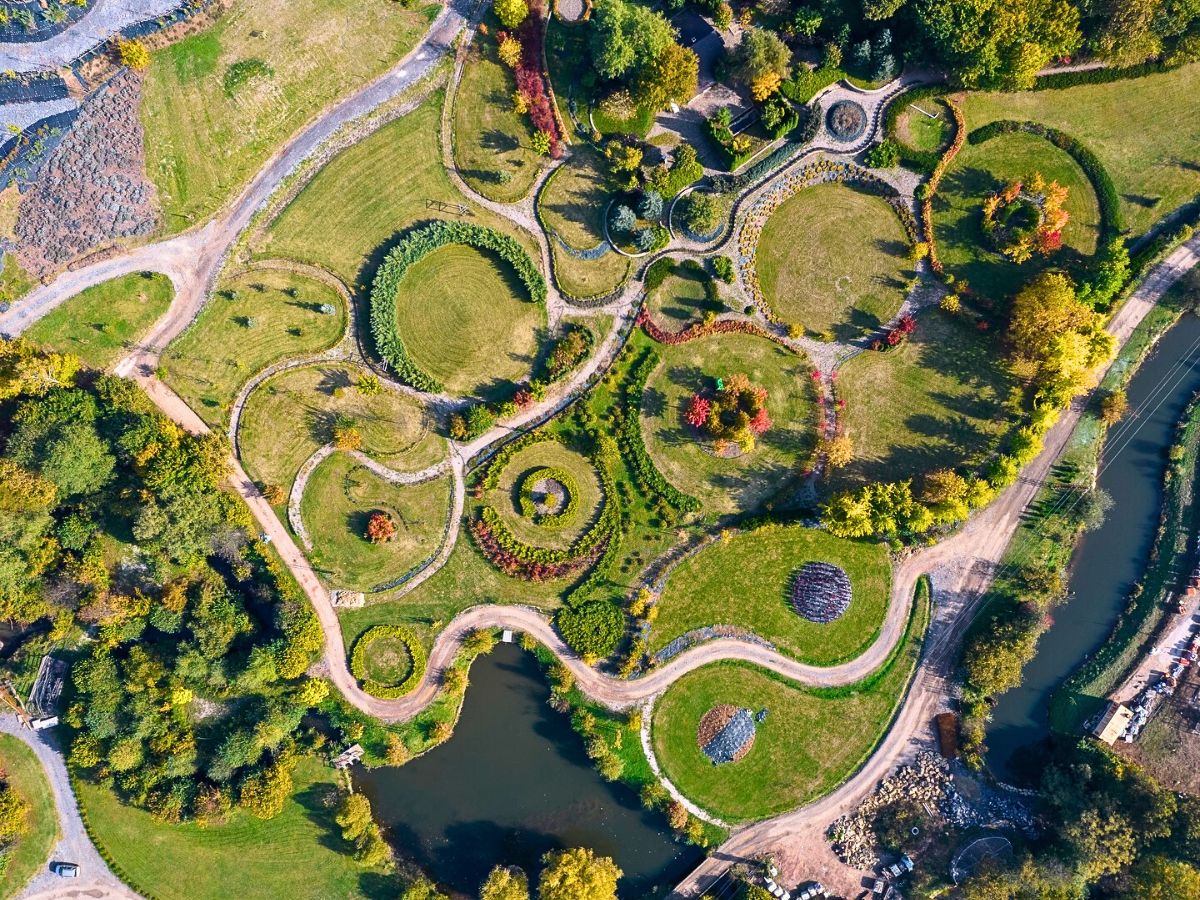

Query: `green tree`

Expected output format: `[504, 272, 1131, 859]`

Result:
[634, 41, 699, 109]
[730, 27, 792, 86]
[482, 865, 530, 900]
[864, 0, 907, 19]
[538, 847, 622, 900]
[1118, 855, 1200, 899]
[588, 0, 675, 80]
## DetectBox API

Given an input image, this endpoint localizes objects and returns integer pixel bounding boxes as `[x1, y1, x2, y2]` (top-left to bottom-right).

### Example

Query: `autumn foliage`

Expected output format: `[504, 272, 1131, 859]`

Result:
[365, 512, 396, 544]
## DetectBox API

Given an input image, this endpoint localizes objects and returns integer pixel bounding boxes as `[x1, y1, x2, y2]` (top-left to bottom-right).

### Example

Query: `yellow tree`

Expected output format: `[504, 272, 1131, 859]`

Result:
[482, 866, 530, 900]
[538, 848, 622, 900]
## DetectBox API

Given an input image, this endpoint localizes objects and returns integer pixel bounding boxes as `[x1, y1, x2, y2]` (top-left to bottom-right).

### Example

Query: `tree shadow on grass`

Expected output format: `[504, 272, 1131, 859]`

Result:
[294, 780, 348, 855]
[480, 127, 520, 154]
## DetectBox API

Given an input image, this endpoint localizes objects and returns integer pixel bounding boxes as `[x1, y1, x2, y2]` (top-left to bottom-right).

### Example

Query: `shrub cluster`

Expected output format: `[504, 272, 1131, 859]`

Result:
[518, 465, 581, 526]
[707, 103, 821, 194]
[369, 220, 547, 391]
[705, 107, 758, 172]
[543, 324, 594, 382]
[512, 11, 562, 157]
[555, 599, 625, 658]
[646, 143, 704, 199]
[350, 625, 427, 699]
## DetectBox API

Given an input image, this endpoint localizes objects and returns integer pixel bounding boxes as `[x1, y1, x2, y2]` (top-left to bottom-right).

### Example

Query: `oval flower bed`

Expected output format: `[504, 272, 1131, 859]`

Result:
[350, 624, 427, 698]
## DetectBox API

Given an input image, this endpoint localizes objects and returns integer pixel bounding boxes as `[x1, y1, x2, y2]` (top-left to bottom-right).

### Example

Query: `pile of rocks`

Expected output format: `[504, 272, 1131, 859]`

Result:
[15, 71, 160, 277]
[827, 752, 953, 869]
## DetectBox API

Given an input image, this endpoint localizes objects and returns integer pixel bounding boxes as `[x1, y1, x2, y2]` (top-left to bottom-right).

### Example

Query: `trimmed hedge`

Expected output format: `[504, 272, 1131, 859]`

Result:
[967, 119, 1125, 238]
[556, 598, 625, 658]
[518, 465, 581, 527]
[1033, 60, 1179, 91]
[350, 625, 427, 698]
[369, 221, 548, 391]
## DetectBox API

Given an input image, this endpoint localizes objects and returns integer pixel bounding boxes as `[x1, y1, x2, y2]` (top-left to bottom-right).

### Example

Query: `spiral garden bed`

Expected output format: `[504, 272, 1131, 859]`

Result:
[350, 624, 427, 698]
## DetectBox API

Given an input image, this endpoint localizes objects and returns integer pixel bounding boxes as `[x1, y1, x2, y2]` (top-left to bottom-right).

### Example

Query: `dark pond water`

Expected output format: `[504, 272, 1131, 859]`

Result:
[986, 313, 1200, 777]
[355, 642, 702, 898]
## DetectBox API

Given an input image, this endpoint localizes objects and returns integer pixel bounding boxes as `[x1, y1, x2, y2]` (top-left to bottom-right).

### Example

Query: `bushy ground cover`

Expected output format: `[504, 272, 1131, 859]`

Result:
[834, 309, 1020, 489]
[0, 734, 58, 899]
[161, 268, 345, 426]
[239, 363, 444, 498]
[961, 63, 1200, 238]
[651, 580, 929, 822]
[301, 453, 451, 591]
[487, 440, 605, 551]
[74, 758, 384, 900]
[932, 129, 1101, 300]
[141, 0, 437, 228]
[639, 332, 818, 514]
[259, 92, 540, 288]
[538, 147, 632, 299]
[24, 272, 172, 370]
[757, 183, 912, 340]
[453, 31, 542, 203]
[648, 525, 890, 664]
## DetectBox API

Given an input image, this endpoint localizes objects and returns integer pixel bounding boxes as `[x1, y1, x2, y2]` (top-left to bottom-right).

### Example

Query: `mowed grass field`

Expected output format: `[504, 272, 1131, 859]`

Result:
[640, 333, 818, 514]
[74, 758, 384, 900]
[141, 0, 437, 228]
[834, 309, 1019, 489]
[538, 148, 631, 298]
[453, 33, 542, 202]
[757, 183, 912, 340]
[649, 526, 891, 664]
[895, 97, 952, 152]
[645, 267, 723, 334]
[24, 272, 172, 370]
[0, 734, 59, 899]
[239, 363, 444, 498]
[933, 129, 1101, 300]
[651, 582, 929, 822]
[258, 91, 541, 288]
[962, 62, 1200, 237]
[161, 268, 346, 426]
[487, 440, 604, 551]
[391, 244, 545, 399]
[302, 453, 450, 591]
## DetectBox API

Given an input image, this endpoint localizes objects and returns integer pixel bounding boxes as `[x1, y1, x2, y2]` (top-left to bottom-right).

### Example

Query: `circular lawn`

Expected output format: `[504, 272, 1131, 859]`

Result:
[757, 183, 912, 340]
[639, 333, 817, 514]
[645, 267, 723, 334]
[360, 631, 415, 686]
[392, 244, 545, 399]
[648, 525, 890, 664]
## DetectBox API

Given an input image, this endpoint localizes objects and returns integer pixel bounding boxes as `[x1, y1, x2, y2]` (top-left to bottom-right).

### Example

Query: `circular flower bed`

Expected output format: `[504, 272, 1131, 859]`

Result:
[790, 561, 852, 623]
[517, 465, 580, 527]
[697, 704, 757, 765]
[825, 100, 868, 143]
[350, 625, 427, 698]
[980, 172, 1069, 264]
[684, 372, 773, 455]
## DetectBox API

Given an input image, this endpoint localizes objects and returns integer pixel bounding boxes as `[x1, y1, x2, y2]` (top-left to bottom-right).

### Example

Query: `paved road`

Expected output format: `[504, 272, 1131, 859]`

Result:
[0, 0, 184, 74]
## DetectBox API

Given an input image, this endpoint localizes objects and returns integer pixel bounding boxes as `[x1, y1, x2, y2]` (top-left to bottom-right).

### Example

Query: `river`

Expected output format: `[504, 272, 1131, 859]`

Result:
[356, 642, 702, 898]
[986, 313, 1200, 778]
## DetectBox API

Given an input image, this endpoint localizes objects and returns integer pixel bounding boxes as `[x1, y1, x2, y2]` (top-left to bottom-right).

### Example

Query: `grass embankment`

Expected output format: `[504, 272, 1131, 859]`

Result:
[24, 273, 173, 370]
[649, 525, 891, 666]
[651, 577, 930, 822]
[161, 268, 346, 425]
[0, 735, 58, 899]
[832, 309, 1020, 490]
[962, 62, 1200, 238]
[756, 183, 911, 340]
[75, 757, 384, 900]
[141, 0, 438, 229]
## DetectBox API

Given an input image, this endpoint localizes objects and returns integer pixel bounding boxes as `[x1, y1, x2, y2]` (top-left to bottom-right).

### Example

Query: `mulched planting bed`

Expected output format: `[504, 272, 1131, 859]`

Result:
[697, 704, 757, 765]
[790, 561, 853, 623]
[826, 100, 867, 143]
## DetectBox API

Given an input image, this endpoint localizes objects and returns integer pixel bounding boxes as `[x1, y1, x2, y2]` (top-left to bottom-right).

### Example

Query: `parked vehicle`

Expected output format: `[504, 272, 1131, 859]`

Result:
[51, 862, 79, 878]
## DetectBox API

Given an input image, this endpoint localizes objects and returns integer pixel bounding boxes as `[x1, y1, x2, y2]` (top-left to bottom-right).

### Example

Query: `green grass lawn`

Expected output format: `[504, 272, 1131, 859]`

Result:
[0, 735, 58, 899]
[962, 62, 1200, 238]
[74, 758, 389, 900]
[834, 309, 1019, 490]
[651, 581, 929, 822]
[486, 440, 605, 551]
[894, 96, 952, 153]
[0, 252, 35, 307]
[645, 268, 724, 334]
[757, 183, 912, 341]
[239, 363, 444, 498]
[302, 452, 451, 591]
[259, 91, 540, 289]
[141, 0, 437, 229]
[640, 332, 818, 515]
[23, 272, 173, 370]
[359, 631, 415, 684]
[161, 268, 346, 426]
[391, 243, 545, 399]
[933, 129, 1101, 301]
[649, 525, 890, 664]
[538, 148, 631, 299]
[453, 32, 542, 202]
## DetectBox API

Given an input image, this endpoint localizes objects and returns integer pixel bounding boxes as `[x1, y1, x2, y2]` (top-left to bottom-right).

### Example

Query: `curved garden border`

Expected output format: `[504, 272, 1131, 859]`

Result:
[350, 624, 428, 698]
[518, 464, 580, 526]
[369, 220, 548, 392]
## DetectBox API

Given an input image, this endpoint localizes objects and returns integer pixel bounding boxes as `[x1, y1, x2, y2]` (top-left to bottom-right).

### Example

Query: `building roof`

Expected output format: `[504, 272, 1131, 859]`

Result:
[1092, 702, 1133, 744]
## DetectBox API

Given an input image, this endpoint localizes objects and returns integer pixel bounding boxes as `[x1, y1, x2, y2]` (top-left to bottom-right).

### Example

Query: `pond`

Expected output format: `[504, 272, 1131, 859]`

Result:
[355, 642, 703, 898]
[986, 313, 1200, 778]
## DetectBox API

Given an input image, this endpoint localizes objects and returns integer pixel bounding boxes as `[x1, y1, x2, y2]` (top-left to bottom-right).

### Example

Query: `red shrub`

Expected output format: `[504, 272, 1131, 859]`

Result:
[686, 394, 711, 427]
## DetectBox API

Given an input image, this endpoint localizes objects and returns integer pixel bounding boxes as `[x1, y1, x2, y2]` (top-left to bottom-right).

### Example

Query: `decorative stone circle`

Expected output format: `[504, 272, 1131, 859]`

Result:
[531, 476, 568, 515]
[790, 561, 853, 623]
[697, 704, 757, 765]
[517, 464, 580, 527]
[825, 100, 868, 143]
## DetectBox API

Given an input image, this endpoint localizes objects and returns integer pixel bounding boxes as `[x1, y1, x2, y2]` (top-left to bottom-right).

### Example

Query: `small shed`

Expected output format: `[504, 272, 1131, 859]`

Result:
[1092, 702, 1133, 744]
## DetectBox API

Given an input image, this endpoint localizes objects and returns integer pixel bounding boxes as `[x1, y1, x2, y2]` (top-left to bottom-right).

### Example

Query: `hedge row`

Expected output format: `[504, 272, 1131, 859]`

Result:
[1033, 59, 1179, 91]
[882, 85, 947, 174]
[921, 99, 966, 273]
[968, 119, 1125, 238]
[369, 221, 548, 391]
[350, 624, 427, 699]
[518, 465, 581, 527]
